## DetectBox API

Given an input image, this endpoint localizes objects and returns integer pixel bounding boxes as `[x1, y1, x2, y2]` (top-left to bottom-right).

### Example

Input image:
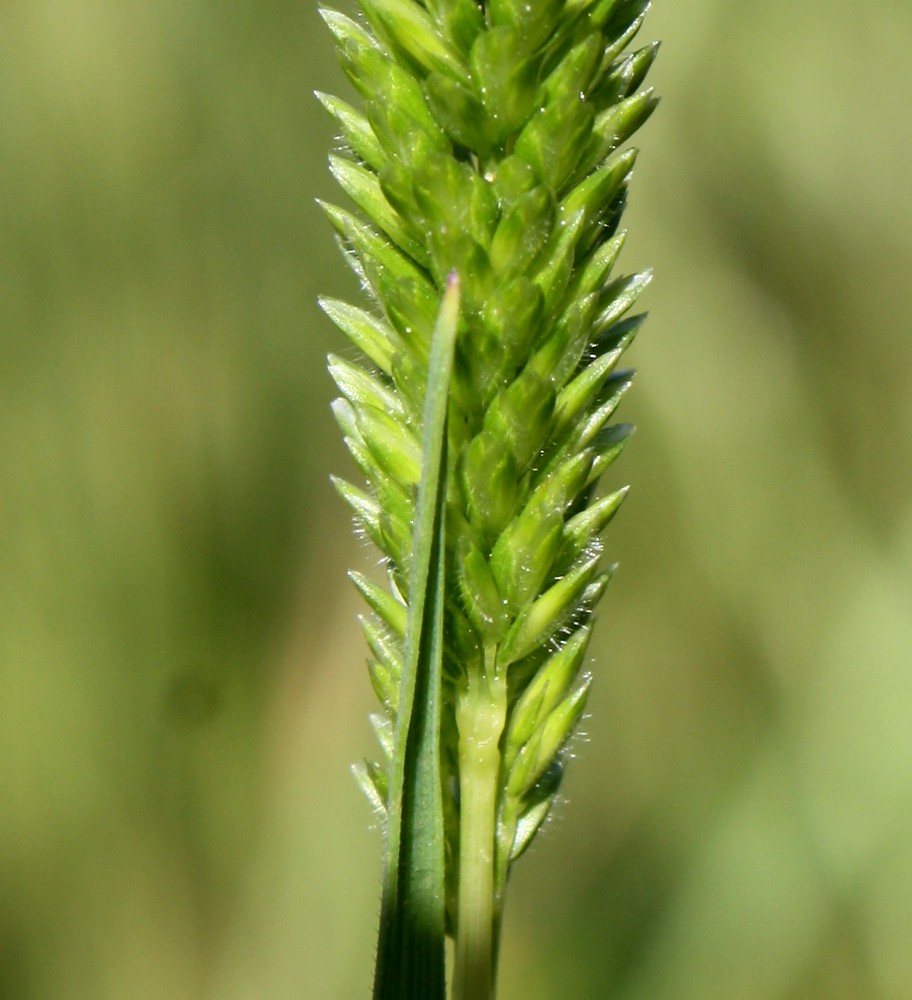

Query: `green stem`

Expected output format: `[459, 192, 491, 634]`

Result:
[453, 651, 507, 1000]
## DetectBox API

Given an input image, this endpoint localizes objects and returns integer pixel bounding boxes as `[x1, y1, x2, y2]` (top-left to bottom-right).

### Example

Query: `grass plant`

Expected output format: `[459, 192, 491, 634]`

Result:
[319, 0, 657, 995]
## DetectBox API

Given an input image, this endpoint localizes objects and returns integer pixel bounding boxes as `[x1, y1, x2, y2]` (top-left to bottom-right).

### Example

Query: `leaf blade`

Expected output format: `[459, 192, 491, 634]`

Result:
[373, 275, 461, 1000]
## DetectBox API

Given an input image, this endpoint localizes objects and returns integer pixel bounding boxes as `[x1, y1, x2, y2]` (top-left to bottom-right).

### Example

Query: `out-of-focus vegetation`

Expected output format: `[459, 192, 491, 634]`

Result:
[1, 2, 910, 998]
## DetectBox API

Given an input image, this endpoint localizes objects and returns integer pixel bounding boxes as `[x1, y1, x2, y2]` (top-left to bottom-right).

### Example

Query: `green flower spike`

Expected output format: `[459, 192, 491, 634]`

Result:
[320, 1, 658, 997]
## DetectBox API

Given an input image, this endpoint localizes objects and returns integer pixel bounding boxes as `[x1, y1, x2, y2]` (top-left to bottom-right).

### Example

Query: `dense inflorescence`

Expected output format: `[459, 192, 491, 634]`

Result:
[320, 0, 656, 966]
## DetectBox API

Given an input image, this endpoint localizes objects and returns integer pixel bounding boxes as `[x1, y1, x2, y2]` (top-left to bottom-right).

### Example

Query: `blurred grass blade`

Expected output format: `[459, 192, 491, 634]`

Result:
[373, 275, 461, 1000]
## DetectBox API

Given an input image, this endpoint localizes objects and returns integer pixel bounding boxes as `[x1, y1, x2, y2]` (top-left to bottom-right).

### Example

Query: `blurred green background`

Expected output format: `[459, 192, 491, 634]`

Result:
[2, 2, 911, 998]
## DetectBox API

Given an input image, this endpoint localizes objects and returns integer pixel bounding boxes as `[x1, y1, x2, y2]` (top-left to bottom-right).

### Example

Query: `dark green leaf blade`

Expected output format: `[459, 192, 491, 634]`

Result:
[373, 275, 461, 1000]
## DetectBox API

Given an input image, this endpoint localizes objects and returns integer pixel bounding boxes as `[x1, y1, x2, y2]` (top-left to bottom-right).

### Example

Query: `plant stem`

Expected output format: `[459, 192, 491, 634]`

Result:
[453, 651, 507, 1000]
